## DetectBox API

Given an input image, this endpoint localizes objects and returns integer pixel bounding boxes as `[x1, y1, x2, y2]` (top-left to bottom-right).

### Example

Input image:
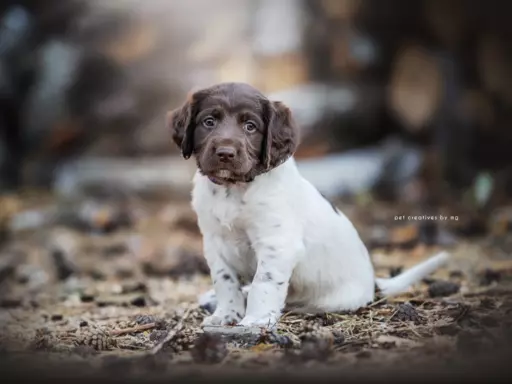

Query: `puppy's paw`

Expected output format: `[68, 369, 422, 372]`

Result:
[198, 289, 217, 314]
[238, 313, 279, 329]
[201, 309, 244, 327]
[200, 315, 225, 327]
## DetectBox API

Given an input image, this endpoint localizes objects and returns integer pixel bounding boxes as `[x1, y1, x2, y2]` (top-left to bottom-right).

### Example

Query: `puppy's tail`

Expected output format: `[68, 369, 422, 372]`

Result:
[375, 251, 450, 297]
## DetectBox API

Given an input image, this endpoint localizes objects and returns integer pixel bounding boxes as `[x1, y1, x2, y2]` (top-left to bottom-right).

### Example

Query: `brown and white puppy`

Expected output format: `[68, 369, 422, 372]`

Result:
[170, 83, 297, 185]
[167, 82, 449, 329]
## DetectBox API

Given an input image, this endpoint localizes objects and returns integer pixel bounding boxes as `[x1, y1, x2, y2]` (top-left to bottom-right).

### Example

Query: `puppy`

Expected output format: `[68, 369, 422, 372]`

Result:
[167, 82, 449, 328]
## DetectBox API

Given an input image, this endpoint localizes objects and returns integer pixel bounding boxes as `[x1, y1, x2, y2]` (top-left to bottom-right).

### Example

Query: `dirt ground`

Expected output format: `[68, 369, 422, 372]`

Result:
[1, 191, 512, 381]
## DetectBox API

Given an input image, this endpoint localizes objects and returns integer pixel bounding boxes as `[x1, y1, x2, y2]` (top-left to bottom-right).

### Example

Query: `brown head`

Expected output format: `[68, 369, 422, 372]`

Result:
[166, 82, 300, 184]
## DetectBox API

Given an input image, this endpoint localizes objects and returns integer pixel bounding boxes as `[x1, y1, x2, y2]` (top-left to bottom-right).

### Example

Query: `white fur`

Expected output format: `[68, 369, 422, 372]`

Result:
[192, 157, 450, 328]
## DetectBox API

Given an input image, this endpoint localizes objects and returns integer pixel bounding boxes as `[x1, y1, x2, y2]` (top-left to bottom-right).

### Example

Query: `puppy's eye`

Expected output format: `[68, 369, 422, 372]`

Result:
[203, 117, 216, 128]
[243, 121, 257, 133]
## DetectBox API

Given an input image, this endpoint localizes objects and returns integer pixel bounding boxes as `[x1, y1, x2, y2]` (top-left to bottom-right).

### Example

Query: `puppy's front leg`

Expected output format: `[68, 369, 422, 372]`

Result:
[239, 233, 302, 328]
[201, 235, 246, 327]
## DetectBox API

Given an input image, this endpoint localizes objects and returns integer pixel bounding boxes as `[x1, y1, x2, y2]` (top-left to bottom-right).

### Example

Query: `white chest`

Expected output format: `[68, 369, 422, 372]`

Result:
[193, 182, 248, 231]
[212, 190, 243, 230]
[192, 180, 257, 278]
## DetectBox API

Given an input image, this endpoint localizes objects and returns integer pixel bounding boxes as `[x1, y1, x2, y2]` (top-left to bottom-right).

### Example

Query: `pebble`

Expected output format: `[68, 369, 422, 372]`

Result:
[428, 280, 461, 298]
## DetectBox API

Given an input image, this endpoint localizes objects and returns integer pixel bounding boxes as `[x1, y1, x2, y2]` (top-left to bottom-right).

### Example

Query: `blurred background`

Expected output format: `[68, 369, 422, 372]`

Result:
[0, 0, 511, 201]
[1, 0, 512, 372]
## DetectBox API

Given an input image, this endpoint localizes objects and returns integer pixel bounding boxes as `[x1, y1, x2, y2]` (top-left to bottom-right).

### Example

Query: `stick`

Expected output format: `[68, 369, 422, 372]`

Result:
[110, 322, 157, 336]
[150, 308, 192, 355]
[367, 296, 388, 308]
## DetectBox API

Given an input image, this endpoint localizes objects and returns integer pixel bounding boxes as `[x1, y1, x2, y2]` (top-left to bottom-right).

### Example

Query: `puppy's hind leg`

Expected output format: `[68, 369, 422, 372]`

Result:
[308, 282, 375, 313]
[198, 289, 217, 314]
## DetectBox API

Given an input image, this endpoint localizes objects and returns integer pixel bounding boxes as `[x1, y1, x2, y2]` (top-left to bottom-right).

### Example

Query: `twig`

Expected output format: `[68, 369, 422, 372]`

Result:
[110, 322, 157, 336]
[150, 308, 192, 355]
[280, 311, 294, 320]
[368, 296, 388, 308]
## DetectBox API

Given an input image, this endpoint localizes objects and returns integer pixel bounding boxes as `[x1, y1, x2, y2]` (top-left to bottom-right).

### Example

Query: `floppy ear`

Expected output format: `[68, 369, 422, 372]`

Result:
[166, 90, 200, 159]
[261, 101, 300, 169]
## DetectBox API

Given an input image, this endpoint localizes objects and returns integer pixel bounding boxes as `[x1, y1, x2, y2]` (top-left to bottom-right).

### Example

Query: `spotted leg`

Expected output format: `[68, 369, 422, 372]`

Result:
[200, 235, 246, 327]
[239, 228, 303, 329]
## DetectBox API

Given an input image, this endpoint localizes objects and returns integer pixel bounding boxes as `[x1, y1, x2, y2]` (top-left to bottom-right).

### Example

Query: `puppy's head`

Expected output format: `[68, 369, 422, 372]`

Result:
[167, 82, 299, 183]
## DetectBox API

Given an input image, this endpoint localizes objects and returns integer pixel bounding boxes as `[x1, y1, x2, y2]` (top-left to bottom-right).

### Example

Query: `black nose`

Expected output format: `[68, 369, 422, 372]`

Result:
[216, 146, 236, 162]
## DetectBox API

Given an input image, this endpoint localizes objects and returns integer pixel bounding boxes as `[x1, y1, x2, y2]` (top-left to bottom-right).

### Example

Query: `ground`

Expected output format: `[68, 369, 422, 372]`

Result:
[0, 191, 511, 381]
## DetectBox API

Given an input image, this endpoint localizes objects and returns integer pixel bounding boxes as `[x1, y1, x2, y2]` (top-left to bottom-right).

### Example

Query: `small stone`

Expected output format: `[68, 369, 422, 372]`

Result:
[428, 280, 460, 298]
[391, 303, 422, 323]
